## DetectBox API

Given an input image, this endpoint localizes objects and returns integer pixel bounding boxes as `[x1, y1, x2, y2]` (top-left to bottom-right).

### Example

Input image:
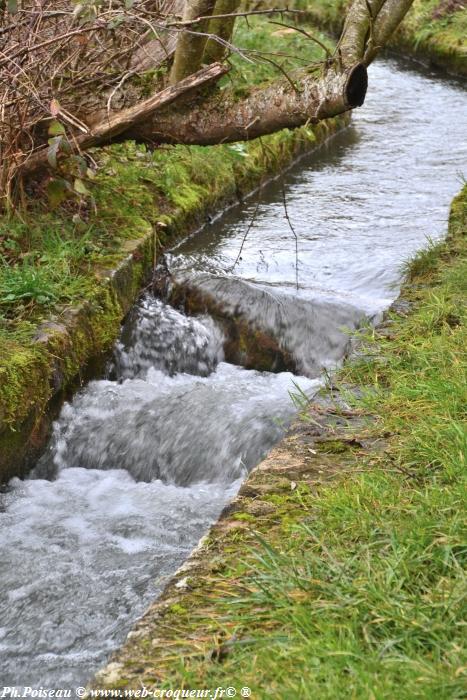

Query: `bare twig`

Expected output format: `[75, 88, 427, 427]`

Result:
[281, 182, 299, 291]
[231, 198, 261, 272]
[166, 8, 308, 27]
[268, 20, 331, 59]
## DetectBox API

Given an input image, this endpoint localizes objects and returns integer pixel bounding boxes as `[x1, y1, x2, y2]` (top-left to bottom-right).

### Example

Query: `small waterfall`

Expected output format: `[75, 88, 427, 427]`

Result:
[36, 298, 318, 485]
[165, 272, 367, 377]
[113, 297, 225, 379]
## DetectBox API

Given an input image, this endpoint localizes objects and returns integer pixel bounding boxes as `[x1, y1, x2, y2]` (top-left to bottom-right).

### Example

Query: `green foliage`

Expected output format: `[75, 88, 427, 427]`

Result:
[224, 15, 333, 92]
[0, 261, 59, 306]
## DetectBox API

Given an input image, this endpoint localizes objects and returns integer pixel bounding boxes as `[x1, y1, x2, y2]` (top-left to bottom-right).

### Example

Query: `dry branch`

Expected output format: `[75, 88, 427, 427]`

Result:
[0, 0, 184, 203]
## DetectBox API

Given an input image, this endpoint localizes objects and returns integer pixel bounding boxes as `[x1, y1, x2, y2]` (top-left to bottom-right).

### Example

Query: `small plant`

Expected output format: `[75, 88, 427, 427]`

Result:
[0, 258, 58, 307]
[0, 229, 91, 314]
[404, 236, 443, 281]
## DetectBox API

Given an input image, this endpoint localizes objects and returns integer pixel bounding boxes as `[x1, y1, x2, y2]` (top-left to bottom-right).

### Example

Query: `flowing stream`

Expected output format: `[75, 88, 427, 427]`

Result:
[1, 56, 466, 687]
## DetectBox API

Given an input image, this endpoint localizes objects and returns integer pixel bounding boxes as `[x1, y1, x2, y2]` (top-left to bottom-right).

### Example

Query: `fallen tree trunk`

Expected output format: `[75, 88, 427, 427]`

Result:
[125, 0, 411, 146]
[127, 62, 368, 145]
[1, 0, 415, 197]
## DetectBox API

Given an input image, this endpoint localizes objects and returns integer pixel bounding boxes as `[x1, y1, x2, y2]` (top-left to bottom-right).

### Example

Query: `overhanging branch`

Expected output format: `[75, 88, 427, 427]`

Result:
[126, 62, 368, 145]
[364, 0, 416, 64]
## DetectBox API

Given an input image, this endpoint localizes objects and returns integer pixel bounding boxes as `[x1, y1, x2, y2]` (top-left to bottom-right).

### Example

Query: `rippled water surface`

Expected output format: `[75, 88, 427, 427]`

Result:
[170, 59, 467, 317]
[1, 57, 466, 687]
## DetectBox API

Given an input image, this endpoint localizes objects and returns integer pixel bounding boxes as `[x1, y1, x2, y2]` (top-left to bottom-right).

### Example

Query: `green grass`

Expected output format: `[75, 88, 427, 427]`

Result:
[0, 227, 93, 312]
[109, 187, 466, 697]
[226, 14, 332, 90]
[401, 0, 467, 52]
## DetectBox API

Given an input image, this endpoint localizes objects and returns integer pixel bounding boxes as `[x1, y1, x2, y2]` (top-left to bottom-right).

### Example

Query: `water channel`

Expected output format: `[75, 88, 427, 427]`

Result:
[0, 56, 466, 687]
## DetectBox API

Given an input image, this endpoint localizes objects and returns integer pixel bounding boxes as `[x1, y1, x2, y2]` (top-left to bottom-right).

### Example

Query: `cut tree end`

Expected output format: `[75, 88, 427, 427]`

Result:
[345, 63, 368, 108]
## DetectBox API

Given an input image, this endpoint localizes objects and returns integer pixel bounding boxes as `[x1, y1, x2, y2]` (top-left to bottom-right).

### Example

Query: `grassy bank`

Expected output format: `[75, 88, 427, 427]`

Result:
[276, 0, 467, 76]
[0, 18, 341, 480]
[392, 0, 466, 74]
[99, 185, 466, 697]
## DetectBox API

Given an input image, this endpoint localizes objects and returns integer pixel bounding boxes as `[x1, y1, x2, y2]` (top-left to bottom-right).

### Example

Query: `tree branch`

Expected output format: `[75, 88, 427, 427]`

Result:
[169, 0, 217, 84]
[364, 0, 416, 64]
[19, 63, 228, 178]
[203, 0, 241, 63]
[126, 62, 368, 146]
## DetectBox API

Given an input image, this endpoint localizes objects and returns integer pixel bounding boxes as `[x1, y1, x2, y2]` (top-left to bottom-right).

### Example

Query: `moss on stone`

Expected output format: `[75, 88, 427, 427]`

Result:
[316, 439, 350, 454]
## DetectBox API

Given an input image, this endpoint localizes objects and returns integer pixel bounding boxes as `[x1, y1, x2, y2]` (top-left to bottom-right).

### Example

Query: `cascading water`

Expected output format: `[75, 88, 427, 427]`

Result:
[0, 56, 466, 688]
[37, 300, 317, 486]
[1, 298, 318, 686]
[112, 297, 225, 379]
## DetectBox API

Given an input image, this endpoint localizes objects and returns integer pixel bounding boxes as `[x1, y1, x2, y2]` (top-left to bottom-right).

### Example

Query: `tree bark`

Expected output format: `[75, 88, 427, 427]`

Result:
[169, 0, 217, 85]
[127, 62, 368, 145]
[203, 0, 241, 63]
[338, 0, 386, 65]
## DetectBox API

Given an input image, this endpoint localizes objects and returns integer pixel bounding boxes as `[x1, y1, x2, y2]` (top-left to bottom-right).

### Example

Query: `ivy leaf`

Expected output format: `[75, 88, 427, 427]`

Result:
[61, 138, 72, 155]
[48, 120, 66, 137]
[47, 136, 63, 169]
[74, 178, 91, 196]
